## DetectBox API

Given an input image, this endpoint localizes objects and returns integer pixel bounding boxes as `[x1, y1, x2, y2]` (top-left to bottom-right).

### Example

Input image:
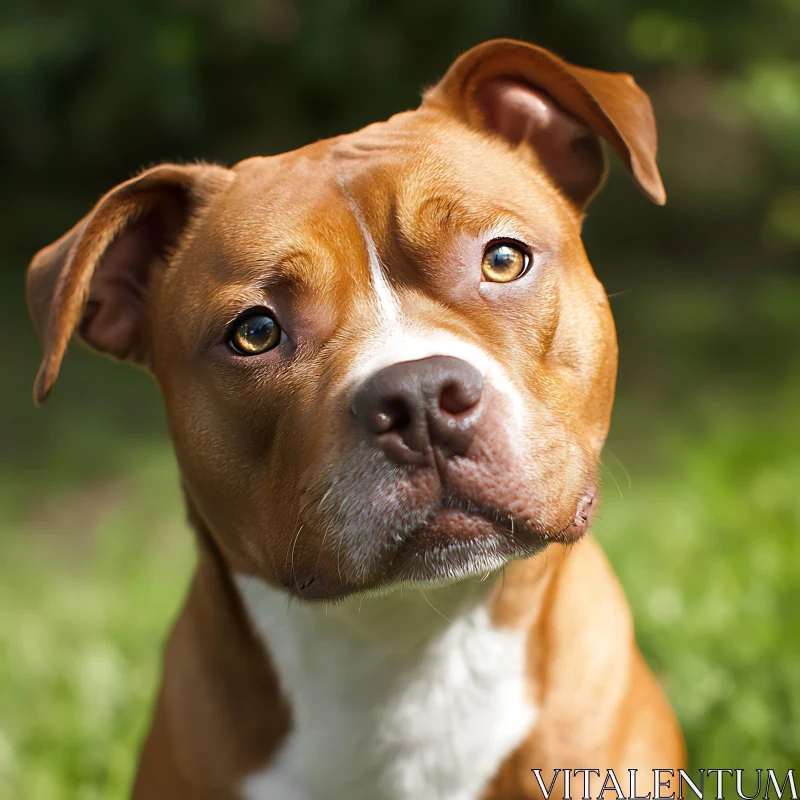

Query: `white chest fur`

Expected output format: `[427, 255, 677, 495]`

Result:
[234, 575, 536, 800]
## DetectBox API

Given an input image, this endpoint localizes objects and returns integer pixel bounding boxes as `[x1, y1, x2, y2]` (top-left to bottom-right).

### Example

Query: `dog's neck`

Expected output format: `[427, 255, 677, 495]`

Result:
[233, 570, 538, 800]
[233, 572, 503, 698]
[255, 575, 494, 643]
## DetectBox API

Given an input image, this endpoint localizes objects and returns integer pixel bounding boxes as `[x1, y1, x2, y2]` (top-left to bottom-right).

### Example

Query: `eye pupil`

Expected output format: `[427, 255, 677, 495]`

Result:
[492, 247, 515, 268]
[481, 242, 529, 283]
[244, 316, 272, 341]
[230, 312, 281, 355]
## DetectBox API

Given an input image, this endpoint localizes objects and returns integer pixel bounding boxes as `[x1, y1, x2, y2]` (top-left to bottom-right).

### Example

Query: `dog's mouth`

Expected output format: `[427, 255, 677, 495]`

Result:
[287, 485, 598, 600]
[388, 505, 541, 584]
[387, 488, 596, 584]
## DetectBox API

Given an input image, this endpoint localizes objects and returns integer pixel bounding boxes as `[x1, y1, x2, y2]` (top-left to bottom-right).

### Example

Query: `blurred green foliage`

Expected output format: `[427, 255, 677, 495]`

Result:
[2, 0, 800, 265]
[1, 0, 799, 798]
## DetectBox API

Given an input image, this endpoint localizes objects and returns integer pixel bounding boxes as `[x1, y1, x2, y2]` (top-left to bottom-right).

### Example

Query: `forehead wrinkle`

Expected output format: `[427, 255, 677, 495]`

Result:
[403, 192, 531, 235]
[395, 128, 572, 236]
[206, 191, 345, 285]
[329, 112, 420, 161]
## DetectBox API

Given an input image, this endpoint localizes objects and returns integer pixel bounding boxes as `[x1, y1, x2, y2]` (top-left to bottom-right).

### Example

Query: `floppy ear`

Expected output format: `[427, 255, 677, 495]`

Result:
[423, 38, 665, 208]
[26, 163, 232, 405]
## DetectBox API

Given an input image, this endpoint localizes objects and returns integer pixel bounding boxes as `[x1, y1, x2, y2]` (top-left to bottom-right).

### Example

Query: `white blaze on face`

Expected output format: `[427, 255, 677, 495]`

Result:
[341, 185, 401, 327]
[361, 215, 401, 326]
[341, 186, 527, 437]
[347, 326, 527, 437]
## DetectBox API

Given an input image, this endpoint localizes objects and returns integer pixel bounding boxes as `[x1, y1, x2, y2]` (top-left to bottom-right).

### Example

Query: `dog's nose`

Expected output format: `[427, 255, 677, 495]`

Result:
[351, 356, 484, 465]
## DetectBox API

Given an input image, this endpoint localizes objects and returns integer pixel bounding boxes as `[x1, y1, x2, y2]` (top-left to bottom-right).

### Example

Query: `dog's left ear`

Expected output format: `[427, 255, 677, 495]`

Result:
[26, 163, 232, 404]
[424, 39, 665, 208]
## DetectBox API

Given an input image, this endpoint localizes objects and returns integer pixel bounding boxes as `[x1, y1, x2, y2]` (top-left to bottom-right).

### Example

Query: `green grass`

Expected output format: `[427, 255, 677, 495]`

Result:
[1, 276, 798, 798]
[601, 391, 800, 771]
[0, 445, 193, 800]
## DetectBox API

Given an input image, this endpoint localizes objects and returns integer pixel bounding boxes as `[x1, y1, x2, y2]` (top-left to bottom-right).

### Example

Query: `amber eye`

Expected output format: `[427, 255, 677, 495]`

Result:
[481, 242, 530, 283]
[229, 311, 282, 355]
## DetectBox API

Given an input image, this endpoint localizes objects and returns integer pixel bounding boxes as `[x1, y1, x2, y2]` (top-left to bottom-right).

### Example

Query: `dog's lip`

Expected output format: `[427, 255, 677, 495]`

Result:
[385, 504, 543, 581]
[287, 485, 599, 599]
[285, 504, 545, 600]
[386, 484, 598, 581]
[562, 488, 598, 540]
[400, 505, 516, 546]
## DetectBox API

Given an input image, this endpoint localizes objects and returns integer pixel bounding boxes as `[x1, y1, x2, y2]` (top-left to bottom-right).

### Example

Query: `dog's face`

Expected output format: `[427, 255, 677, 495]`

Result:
[26, 40, 664, 600]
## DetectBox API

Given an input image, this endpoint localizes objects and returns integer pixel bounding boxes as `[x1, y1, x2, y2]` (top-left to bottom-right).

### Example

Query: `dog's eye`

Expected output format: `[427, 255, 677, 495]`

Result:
[481, 242, 530, 283]
[228, 311, 282, 355]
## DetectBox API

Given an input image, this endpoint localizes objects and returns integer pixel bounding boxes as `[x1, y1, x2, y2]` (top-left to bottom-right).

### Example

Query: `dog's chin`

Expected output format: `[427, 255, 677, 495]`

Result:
[285, 513, 537, 602]
[285, 489, 597, 602]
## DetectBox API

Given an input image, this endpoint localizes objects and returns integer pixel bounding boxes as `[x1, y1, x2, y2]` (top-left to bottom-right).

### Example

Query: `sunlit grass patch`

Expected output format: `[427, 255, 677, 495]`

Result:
[0, 446, 192, 800]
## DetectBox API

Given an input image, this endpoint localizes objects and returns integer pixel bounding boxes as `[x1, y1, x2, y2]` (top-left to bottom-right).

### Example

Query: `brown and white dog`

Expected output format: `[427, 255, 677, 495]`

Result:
[27, 39, 684, 800]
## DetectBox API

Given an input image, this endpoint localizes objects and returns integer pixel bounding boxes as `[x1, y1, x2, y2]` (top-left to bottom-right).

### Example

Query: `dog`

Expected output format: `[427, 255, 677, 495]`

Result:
[27, 38, 684, 800]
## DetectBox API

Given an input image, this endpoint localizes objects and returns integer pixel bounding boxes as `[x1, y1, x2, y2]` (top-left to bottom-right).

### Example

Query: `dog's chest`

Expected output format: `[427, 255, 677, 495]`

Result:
[235, 576, 536, 800]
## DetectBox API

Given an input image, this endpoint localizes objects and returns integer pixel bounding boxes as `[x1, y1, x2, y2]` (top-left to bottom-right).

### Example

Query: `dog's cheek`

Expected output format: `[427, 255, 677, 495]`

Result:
[564, 269, 618, 452]
[536, 255, 617, 440]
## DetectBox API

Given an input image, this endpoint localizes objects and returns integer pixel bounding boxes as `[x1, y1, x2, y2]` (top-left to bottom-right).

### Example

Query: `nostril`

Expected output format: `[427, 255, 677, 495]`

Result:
[439, 377, 482, 416]
[354, 396, 413, 436]
[375, 401, 411, 434]
[372, 411, 394, 434]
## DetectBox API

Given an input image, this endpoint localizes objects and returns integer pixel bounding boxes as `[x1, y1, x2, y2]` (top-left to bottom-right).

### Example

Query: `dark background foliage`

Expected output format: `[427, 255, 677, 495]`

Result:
[1, 1, 798, 796]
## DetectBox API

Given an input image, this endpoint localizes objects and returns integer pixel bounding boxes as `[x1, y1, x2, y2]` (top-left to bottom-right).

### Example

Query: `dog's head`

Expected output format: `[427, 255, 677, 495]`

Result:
[27, 40, 663, 600]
